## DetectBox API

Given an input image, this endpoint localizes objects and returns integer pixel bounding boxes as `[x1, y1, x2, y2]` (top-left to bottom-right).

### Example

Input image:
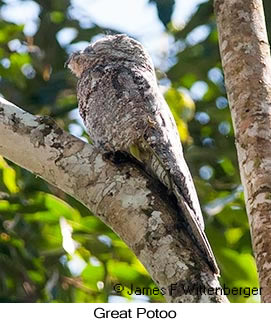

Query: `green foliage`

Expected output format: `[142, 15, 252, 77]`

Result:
[149, 0, 175, 28]
[0, 0, 266, 303]
[0, 158, 157, 302]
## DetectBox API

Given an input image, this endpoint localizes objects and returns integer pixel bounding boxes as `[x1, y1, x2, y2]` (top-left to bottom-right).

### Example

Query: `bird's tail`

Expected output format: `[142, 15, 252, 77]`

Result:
[130, 138, 219, 275]
[172, 181, 220, 274]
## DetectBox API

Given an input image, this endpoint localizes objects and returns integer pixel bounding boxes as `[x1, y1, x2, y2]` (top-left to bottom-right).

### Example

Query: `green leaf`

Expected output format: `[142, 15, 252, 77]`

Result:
[149, 0, 175, 28]
[27, 270, 45, 284]
[0, 157, 19, 193]
[0, 22, 24, 43]
[107, 260, 141, 283]
[81, 262, 105, 290]
[50, 11, 65, 24]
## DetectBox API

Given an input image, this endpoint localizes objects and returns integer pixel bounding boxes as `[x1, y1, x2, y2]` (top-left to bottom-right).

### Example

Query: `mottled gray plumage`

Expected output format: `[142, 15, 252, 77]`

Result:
[66, 34, 219, 274]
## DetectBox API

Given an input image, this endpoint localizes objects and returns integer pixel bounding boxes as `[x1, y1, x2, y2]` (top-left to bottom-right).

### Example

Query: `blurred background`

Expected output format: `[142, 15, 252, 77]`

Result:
[1, 0, 270, 303]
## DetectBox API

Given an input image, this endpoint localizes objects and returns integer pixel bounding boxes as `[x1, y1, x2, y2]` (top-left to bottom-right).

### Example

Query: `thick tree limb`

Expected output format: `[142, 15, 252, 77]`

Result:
[0, 97, 226, 302]
[214, 0, 271, 302]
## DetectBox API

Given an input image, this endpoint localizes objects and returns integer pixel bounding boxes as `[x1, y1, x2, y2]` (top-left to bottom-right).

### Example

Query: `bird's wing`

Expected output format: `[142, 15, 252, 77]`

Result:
[130, 96, 219, 274]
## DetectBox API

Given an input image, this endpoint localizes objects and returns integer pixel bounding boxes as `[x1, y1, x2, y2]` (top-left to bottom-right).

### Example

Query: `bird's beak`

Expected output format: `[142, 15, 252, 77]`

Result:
[64, 51, 81, 69]
[64, 56, 71, 69]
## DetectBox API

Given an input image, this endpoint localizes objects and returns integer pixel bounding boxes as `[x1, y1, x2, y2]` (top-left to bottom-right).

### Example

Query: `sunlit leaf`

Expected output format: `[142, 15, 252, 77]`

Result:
[107, 260, 140, 282]
[81, 263, 105, 290]
[0, 157, 19, 193]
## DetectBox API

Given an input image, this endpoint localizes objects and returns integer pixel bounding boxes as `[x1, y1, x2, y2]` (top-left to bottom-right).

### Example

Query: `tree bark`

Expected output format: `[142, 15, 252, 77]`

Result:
[0, 97, 227, 303]
[214, 0, 271, 302]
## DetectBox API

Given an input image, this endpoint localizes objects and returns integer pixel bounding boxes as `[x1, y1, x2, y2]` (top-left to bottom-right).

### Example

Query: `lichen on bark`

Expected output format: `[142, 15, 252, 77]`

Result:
[0, 97, 227, 302]
[214, 0, 271, 302]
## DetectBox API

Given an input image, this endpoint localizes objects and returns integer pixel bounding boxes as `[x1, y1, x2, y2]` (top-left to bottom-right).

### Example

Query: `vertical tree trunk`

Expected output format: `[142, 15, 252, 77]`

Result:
[214, 0, 271, 302]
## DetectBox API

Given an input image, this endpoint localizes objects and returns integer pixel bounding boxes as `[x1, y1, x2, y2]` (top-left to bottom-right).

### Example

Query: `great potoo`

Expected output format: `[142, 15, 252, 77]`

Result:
[66, 34, 219, 274]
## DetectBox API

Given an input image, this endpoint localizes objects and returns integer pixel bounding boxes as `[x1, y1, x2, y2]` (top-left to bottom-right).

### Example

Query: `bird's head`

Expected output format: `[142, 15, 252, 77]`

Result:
[65, 34, 154, 78]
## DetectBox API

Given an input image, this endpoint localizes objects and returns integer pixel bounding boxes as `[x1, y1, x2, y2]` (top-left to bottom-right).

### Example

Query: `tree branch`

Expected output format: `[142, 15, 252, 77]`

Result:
[0, 97, 227, 302]
[214, 0, 271, 302]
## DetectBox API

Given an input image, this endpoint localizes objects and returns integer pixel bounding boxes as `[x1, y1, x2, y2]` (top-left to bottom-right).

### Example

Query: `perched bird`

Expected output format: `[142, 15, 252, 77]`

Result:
[66, 34, 219, 274]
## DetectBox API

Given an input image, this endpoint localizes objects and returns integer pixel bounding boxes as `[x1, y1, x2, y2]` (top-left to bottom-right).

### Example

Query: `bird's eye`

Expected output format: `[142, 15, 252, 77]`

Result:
[84, 46, 95, 54]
